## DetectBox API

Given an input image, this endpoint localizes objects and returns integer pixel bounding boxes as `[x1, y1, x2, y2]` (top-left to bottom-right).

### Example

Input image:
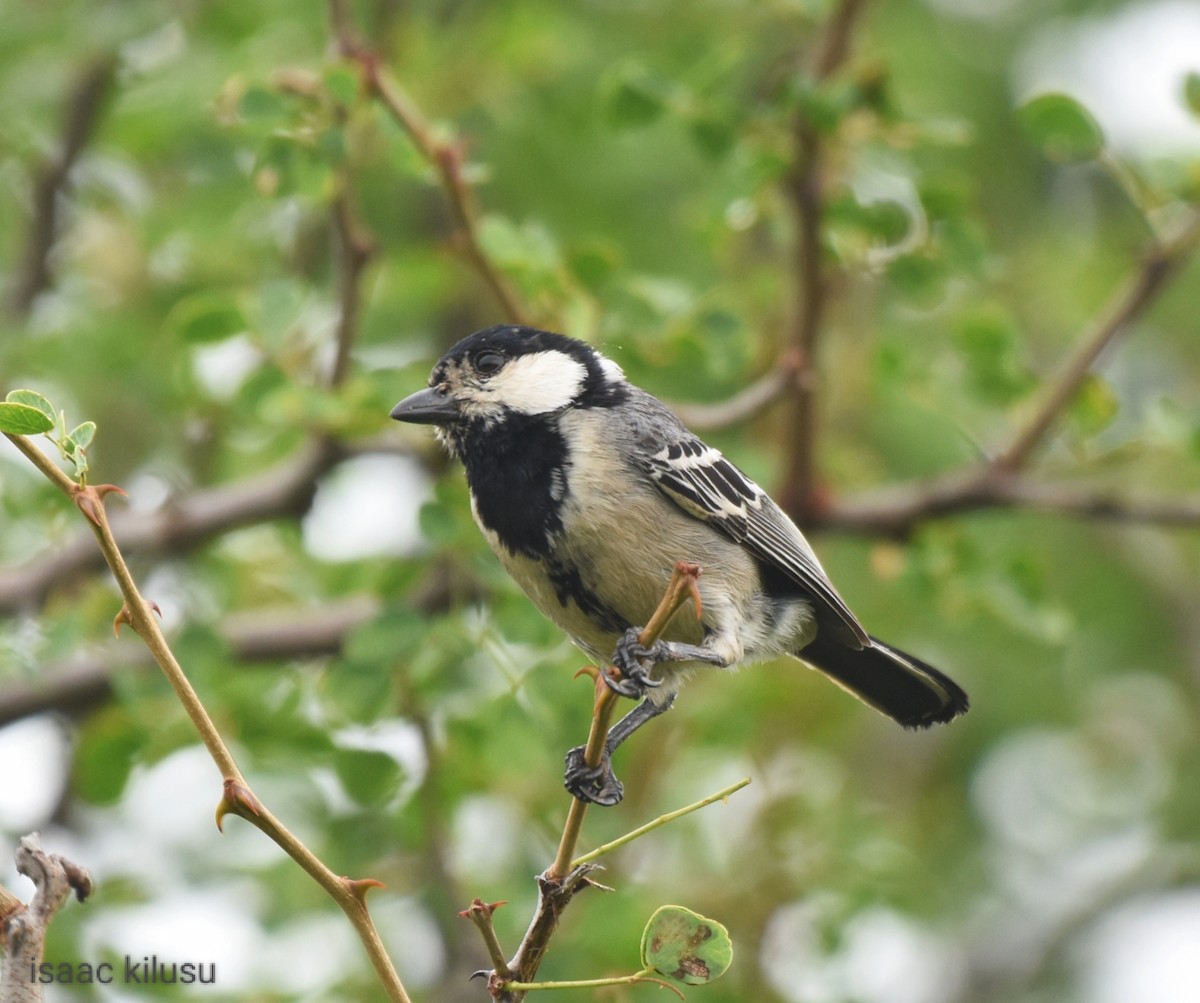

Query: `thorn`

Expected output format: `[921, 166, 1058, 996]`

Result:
[674, 560, 704, 621]
[215, 778, 262, 832]
[71, 483, 126, 527]
[344, 877, 386, 905]
[112, 600, 162, 637]
[113, 605, 132, 638]
[457, 897, 507, 919]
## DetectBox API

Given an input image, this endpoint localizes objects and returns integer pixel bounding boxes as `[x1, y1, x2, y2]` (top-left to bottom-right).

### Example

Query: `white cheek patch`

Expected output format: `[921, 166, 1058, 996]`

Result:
[489, 351, 588, 415]
[598, 354, 624, 383]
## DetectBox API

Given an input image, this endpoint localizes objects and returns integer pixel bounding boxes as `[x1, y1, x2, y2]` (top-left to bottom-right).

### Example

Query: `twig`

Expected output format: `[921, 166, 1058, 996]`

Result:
[328, 1, 529, 325]
[670, 358, 797, 431]
[497, 564, 704, 1003]
[993, 210, 1200, 472]
[824, 468, 1200, 537]
[8, 54, 117, 317]
[812, 0, 872, 78]
[328, 172, 378, 389]
[549, 563, 703, 882]
[548, 678, 619, 882]
[2, 432, 413, 1003]
[0, 835, 93, 1003]
[502, 972, 683, 998]
[572, 777, 751, 868]
[460, 900, 514, 981]
[778, 0, 873, 522]
[0, 596, 381, 728]
[0, 438, 345, 614]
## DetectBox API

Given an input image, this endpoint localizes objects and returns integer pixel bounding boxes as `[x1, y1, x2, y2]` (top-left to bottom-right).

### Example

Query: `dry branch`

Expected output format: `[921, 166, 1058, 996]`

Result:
[0, 835, 92, 1003]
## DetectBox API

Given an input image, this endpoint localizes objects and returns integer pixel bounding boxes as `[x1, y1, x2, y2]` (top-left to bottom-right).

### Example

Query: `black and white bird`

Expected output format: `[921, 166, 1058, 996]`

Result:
[391, 325, 968, 804]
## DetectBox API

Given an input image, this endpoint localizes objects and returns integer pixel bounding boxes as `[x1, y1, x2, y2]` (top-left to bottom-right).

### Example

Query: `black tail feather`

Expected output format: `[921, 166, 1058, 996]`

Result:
[798, 633, 968, 728]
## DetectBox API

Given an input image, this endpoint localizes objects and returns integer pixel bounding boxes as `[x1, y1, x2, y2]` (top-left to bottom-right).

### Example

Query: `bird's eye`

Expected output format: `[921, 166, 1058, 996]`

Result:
[475, 351, 504, 376]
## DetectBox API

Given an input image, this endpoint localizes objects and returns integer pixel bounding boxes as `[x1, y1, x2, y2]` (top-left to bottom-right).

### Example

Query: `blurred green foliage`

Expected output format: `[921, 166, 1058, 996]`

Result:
[2, 1, 1200, 1002]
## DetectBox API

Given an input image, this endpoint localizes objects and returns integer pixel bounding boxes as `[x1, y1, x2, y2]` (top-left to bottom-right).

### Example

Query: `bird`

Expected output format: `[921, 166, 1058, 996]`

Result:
[391, 324, 968, 804]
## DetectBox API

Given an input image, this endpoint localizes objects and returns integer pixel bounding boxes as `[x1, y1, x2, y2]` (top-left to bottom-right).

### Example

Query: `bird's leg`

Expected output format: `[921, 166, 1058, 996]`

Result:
[604, 626, 731, 699]
[563, 694, 676, 806]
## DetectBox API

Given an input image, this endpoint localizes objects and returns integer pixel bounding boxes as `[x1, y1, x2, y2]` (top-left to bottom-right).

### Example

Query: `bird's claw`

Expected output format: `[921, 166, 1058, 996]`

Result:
[606, 627, 666, 699]
[563, 745, 625, 806]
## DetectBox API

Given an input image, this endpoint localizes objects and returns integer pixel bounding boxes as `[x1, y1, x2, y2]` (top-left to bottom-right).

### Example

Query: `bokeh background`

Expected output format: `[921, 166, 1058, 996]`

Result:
[2, 1, 1200, 1000]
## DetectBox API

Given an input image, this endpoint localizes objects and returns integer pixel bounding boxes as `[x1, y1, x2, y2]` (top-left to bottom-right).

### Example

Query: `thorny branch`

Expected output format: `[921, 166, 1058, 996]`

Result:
[0, 434, 414, 1003]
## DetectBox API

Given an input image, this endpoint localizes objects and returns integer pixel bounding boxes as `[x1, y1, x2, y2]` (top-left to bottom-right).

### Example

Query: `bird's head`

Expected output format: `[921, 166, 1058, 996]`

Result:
[390, 325, 626, 454]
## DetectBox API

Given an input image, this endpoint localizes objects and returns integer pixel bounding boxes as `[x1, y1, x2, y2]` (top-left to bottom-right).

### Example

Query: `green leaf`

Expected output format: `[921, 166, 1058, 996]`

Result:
[603, 65, 670, 129]
[787, 75, 854, 133]
[75, 709, 143, 805]
[1, 389, 56, 434]
[68, 421, 97, 450]
[641, 905, 733, 986]
[333, 748, 403, 806]
[6, 389, 56, 420]
[1069, 372, 1119, 436]
[166, 292, 247, 344]
[238, 85, 286, 120]
[687, 115, 736, 160]
[953, 304, 1034, 404]
[324, 65, 360, 107]
[1018, 93, 1104, 163]
[0, 402, 55, 435]
[886, 253, 945, 308]
[1184, 72, 1200, 120]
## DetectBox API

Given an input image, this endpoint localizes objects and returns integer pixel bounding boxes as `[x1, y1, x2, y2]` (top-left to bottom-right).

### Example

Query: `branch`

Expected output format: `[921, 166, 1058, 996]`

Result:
[2, 432, 412, 1003]
[328, 1, 529, 325]
[823, 467, 1200, 536]
[571, 778, 751, 869]
[8, 54, 117, 318]
[495, 564, 704, 1003]
[670, 355, 798, 431]
[0, 438, 345, 614]
[0, 834, 93, 1003]
[993, 210, 1200, 472]
[778, 0, 873, 522]
[812, 0, 872, 78]
[0, 596, 380, 728]
[328, 171, 378, 389]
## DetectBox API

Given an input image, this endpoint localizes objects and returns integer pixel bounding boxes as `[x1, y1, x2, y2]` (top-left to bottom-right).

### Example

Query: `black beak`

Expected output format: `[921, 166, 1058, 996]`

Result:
[390, 386, 458, 425]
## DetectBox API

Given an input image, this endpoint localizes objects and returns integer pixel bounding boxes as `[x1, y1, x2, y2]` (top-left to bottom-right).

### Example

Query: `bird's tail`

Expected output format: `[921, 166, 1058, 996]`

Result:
[797, 633, 968, 728]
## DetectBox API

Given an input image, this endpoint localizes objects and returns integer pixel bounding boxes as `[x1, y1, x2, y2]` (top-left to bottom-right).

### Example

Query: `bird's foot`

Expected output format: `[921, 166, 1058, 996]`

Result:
[604, 627, 667, 699]
[563, 745, 625, 806]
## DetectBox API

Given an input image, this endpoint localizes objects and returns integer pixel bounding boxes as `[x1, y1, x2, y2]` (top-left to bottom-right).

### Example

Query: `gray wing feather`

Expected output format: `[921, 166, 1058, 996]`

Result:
[634, 405, 870, 649]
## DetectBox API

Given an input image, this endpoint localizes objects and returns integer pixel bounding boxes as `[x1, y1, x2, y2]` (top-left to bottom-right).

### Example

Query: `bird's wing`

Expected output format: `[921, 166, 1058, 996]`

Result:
[644, 433, 870, 649]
